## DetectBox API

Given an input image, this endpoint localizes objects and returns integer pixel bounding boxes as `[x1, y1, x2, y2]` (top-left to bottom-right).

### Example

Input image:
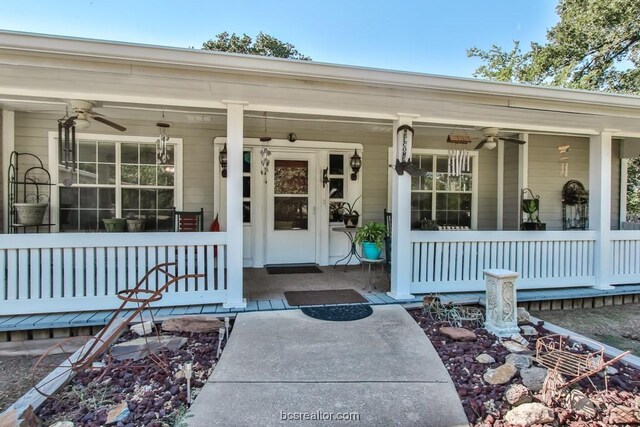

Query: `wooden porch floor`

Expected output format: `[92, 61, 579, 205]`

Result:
[0, 284, 638, 333]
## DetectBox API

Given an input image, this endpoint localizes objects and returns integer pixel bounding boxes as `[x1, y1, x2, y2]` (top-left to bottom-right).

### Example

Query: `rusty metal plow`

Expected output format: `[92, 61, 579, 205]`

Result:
[536, 334, 630, 404]
[32, 262, 204, 397]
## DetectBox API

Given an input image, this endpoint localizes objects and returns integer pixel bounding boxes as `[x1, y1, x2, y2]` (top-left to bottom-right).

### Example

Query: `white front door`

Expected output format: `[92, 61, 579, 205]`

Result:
[265, 151, 317, 264]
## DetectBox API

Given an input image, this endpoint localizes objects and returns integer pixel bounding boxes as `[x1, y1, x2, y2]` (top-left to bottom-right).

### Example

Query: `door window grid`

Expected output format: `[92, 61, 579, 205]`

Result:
[58, 140, 176, 231]
[329, 154, 346, 223]
[243, 151, 251, 223]
[411, 154, 474, 229]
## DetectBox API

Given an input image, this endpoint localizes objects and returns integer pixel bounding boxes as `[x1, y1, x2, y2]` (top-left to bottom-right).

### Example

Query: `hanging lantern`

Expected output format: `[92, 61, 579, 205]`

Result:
[156, 112, 171, 164]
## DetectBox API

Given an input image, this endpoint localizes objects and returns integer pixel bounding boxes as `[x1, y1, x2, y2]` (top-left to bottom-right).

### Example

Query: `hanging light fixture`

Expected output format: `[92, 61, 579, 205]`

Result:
[156, 112, 171, 164]
[219, 144, 228, 178]
[350, 149, 362, 180]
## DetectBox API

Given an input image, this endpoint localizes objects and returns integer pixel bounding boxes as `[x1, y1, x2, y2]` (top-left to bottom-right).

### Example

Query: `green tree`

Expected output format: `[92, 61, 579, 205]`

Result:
[202, 32, 311, 60]
[468, 0, 640, 94]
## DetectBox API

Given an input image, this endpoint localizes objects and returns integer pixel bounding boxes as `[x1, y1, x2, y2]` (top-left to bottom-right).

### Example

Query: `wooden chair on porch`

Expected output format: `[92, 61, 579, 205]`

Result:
[172, 207, 204, 232]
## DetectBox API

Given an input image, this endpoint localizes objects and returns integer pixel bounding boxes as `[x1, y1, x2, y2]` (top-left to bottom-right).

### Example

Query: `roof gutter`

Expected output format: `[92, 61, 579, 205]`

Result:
[1, 30, 640, 111]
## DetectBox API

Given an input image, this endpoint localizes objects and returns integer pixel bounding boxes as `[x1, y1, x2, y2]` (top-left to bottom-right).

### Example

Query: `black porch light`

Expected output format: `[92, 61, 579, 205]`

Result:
[350, 149, 362, 180]
[219, 144, 228, 178]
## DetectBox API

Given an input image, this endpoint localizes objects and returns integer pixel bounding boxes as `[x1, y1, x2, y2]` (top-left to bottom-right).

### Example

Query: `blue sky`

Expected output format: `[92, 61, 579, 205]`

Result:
[0, 1, 559, 77]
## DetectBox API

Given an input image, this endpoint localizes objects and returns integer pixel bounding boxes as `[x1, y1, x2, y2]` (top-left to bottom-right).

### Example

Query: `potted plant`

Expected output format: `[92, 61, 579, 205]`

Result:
[521, 189, 546, 230]
[354, 221, 387, 259]
[339, 196, 361, 228]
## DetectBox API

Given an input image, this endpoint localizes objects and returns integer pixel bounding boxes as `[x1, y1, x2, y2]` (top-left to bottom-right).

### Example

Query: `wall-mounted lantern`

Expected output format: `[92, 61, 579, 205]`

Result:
[219, 144, 228, 178]
[350, 149, 362, 180]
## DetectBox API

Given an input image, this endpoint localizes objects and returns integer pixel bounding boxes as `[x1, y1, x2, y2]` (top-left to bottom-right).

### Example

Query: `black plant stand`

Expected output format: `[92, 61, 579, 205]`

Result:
[332, 227, 362, 271]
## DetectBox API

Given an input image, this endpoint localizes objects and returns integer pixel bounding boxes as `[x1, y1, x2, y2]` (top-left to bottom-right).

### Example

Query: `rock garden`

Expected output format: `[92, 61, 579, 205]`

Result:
[410, 306, 640, 426]
[4, 315, 228, 427]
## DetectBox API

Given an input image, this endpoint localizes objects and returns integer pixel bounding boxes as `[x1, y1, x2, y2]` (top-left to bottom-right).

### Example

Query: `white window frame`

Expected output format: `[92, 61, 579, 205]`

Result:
[387, 147, 479, 230]
[48, 132, 183, 232]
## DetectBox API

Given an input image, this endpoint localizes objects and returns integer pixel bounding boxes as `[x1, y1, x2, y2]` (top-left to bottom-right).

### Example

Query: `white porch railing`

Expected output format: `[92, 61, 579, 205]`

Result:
[410, 231, 597, 293]
[0, 232, 228, 316]
[611, 230, 640, 284]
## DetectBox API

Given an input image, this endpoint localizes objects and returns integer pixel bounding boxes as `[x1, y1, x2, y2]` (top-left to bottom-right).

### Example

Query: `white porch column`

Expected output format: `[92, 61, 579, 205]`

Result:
[496, 140, 504, 230]
[2, 110, 15, 234]
[388, 115, 416, 300]
[223, 102, 247, 308]
[517, 133, 529, 227]
[589, 131, 614, 290]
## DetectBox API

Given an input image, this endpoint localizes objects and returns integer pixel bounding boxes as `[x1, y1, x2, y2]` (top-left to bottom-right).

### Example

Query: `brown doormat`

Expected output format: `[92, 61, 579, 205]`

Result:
[284, 289, 368, 306]
[266, 265, 323, 274]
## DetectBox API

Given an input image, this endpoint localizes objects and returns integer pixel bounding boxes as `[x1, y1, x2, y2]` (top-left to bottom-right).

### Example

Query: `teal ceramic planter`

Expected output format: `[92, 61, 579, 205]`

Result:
[362, 241, 381, 260]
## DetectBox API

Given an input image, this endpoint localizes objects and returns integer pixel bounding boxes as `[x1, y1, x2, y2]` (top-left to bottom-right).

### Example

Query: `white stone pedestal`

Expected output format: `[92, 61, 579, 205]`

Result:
[483, 269, 520, 337]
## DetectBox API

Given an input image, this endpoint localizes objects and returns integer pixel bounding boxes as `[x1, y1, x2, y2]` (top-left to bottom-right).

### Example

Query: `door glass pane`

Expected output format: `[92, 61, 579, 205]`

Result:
[243, 151, 251, 173]
[329, 154, 344, 175]
[329, 178, 343, 199]
[274, 160, 308, 195]
[274, 197, 308, 230]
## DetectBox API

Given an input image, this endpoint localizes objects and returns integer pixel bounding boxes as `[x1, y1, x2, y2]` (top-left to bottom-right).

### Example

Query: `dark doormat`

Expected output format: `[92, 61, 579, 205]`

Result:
[266, 264, 323, 274]
[284, 289, 368, 306]
[302, 305, 373, 321]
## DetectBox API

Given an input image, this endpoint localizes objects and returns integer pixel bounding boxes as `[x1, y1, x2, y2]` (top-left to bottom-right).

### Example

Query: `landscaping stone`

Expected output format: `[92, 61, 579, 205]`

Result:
[520, 366, 548, 392]
[130, 320, 154, 336]
[49, 422, 74, 427]
[563, 389, 596, 418]
[162, 315, 225, 333]
[510, 333, 529, 346]
[501, 340, 530, 353]
[505, 353, 532, 370]
[504, 384, 532, 406]
[106, 402, 129, 425]
[475, 353, 495, 364]
[504, 402, 555, 426]
[111, 336, 187, 361]
[483, 363, 517, 385]
[516, 307, 530, 325]
[439, 326, 477, 341]
[519, 325, 538, 336]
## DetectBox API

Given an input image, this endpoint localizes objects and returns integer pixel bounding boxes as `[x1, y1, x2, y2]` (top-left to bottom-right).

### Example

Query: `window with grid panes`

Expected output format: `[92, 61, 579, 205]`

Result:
[328, 154, 346, 222]
[58, 139, 176, 231]
[410, 153, 473, 229]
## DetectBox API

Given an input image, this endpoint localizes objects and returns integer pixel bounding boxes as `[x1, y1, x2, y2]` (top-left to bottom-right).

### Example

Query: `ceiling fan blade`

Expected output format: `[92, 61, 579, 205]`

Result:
[474, 140, 486, 150]
[93, 116, 127, 132]
[499, 137, 527, 144]
[88, 111, 105, 117]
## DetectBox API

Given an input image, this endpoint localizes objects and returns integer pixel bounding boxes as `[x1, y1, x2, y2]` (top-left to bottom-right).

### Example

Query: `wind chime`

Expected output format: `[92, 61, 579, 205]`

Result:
[57, 108, 77, 171]
[558, 145, 570, 177]
[259, 112, 272, 183]
[446, 132, 472, 176]
[156, 112, 171, 164]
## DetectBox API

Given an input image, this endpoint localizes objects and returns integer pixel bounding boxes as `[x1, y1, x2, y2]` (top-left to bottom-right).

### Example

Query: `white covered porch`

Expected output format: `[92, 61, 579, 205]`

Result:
[1, 31, 640, 316]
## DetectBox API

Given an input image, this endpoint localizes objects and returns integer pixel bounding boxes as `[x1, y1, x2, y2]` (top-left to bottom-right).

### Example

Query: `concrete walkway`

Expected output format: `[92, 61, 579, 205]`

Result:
[188, 305, 468, 427]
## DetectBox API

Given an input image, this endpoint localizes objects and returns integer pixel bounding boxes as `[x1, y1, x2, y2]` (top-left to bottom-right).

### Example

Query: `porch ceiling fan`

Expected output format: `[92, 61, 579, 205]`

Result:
[61, 100, 127, 132]
[474, 127, 526, 150]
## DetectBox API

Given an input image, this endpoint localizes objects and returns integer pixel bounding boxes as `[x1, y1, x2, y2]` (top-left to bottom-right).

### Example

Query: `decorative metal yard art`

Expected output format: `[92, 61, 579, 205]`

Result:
[422, 294, 484, 328]
[535, 334, 630, 405]
[31, 262, 214, 398]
